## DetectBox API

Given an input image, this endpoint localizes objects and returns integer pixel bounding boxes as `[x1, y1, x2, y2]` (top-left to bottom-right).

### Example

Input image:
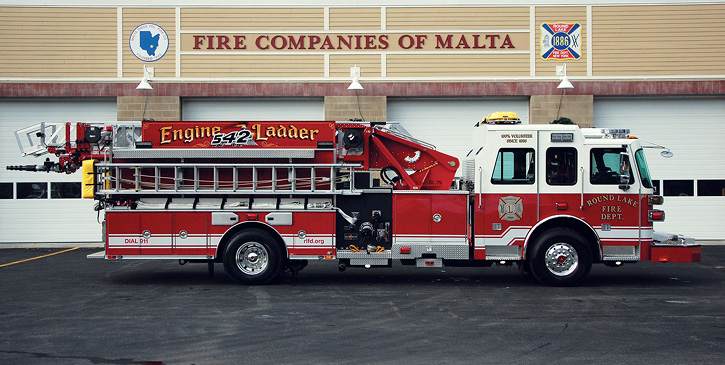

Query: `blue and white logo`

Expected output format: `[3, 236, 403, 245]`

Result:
[540, 23, 581, 60]
[129, 23, 169, 62]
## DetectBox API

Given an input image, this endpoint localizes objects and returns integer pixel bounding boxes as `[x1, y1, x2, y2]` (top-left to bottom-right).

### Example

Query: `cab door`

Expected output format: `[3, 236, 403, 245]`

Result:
[537, 130, 581, 226]
[473, 131, 539, 261]
[583, 146, 641, 261]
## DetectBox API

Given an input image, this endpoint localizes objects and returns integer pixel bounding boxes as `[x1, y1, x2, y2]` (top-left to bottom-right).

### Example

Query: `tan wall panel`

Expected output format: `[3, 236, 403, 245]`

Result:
[329, 55, 381, 77]
[593, 4, 725, 76]
[530, 95, 593, 126]
[535, 7, 587, 76]
[325, 96, 386, 122]
[181, 8, 323, 30]
[122, 8, 176, 78]
[387, 54, 529, 77]
[0, 7, 116, 77]
[387, 7, 529, 30]
[181, 55, 323, 78]
[330, 8, 381, 30]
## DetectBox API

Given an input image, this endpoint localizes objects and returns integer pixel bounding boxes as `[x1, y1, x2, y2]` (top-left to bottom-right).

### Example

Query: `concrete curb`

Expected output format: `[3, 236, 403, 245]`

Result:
[698, 240, 725, 246]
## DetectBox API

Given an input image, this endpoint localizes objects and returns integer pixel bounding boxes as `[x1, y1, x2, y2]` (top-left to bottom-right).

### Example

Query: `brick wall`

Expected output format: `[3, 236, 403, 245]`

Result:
[530, 95, 593, 126]
[117, 96, 180, 121]
[324, 96, 386, 122]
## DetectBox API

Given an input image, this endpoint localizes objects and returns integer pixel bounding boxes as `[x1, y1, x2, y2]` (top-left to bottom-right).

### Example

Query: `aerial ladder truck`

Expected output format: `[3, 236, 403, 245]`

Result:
[8, 113, 700, 286]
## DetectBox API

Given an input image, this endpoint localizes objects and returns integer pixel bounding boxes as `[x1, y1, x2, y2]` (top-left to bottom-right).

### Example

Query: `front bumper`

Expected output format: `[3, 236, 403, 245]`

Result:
[650, 232, 701, 263]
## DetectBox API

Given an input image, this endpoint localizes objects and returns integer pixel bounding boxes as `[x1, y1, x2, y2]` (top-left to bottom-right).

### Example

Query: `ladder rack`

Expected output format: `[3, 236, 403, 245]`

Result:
[95, 162, 362, 196]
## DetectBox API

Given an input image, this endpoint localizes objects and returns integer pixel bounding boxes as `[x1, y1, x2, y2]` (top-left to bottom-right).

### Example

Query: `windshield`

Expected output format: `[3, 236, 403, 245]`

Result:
[635, 149, 653, 189]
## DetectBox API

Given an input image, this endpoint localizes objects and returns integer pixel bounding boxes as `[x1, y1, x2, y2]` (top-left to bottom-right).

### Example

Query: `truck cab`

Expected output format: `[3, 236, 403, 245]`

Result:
[462, 116, 698, 285]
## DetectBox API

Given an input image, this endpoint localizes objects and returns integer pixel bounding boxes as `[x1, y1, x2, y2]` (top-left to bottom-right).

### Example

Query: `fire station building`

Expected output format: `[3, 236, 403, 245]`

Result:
[0, 0, 723, 243]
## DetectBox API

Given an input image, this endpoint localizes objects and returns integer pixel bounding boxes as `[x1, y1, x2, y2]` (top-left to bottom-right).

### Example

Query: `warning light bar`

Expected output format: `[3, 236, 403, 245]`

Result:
[581, 128, 631, 139]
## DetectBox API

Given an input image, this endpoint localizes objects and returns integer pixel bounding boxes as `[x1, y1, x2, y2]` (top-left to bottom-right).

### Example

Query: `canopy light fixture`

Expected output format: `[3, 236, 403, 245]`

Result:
[347, 65, 363, 90]
[136, 65, 154, 91]
[556, 63, 574, 90]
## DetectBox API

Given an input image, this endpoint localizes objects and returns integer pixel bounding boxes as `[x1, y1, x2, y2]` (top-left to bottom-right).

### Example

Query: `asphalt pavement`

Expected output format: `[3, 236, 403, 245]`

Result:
[0, 245, 723, 364]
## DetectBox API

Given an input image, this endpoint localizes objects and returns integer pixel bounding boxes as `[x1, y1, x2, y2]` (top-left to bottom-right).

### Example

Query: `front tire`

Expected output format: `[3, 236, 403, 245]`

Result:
[223, 229, 282, 285]
[528, 229, 592, 286]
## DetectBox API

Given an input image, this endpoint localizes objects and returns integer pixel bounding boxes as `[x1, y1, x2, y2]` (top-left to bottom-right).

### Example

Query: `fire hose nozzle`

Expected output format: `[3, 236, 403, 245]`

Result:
[7, 159, 62, 173]
[6, 164, 47, 172]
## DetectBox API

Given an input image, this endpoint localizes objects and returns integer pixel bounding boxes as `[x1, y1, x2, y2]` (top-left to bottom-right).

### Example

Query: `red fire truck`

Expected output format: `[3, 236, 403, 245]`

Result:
[8, 112, 700, 286]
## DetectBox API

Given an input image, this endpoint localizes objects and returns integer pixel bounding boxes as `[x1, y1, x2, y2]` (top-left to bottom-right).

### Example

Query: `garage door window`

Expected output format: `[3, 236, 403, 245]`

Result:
[17, 182, 47, 199]
[51, 182, 81, 199]
[0, 183, 12, 199]
[697, 180, 725, 196]
[663, 180, 694, 197]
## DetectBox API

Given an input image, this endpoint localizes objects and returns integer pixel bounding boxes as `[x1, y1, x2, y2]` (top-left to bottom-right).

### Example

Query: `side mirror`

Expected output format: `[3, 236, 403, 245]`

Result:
[619, 152, 631, 185]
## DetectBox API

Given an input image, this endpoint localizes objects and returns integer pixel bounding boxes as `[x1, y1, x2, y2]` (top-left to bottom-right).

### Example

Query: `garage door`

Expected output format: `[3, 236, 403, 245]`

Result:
[0, 99, 117, 243]
[594, 97, 725, 240]
[182, 98, 324, 121]
[387, 98, 530, 169]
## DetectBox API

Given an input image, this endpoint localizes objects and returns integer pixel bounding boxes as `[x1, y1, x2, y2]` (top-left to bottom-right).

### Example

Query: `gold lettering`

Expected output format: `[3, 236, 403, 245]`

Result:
[184, 128, 194, 143]
[601, 213, 624, 221]
[251, 124, 267, 141]
[277, 125, 287, 138]
[173, 129, 183, 142]
[265, 126, 276, 139]
[288, 124, 298, 139]
[310, 129, 319, 141]
[299, 128, 309, 139]
[160, 126, 172, 145]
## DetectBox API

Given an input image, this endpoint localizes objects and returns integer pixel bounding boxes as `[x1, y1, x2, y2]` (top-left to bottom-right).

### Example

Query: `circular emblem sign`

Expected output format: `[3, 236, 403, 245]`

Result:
[129, 23, 169, 62]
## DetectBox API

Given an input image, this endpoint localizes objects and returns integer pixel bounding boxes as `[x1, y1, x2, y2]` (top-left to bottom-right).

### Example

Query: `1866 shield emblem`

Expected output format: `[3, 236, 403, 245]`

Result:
[498, 196, 523, 221]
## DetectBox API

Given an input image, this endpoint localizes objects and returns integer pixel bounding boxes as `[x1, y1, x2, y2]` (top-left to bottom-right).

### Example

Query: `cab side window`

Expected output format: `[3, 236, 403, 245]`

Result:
[590, 148, 634, 185]
[546, 147, 577, 185]
[491, 148, 535, 184]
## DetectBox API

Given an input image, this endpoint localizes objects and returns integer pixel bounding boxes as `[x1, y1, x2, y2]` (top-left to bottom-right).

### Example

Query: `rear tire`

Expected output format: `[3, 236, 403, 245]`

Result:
[223, 229, 282, 285]
[528, 229, 592, 286]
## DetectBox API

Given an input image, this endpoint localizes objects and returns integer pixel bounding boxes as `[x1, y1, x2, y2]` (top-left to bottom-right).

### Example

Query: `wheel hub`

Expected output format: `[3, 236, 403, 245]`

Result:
[235, 242, 269, 276]
[544, 243, 579, 277]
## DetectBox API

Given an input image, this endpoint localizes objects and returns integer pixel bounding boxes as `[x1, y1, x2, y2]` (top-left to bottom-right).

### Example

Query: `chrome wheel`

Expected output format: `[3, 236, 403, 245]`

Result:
[544, 242, 579, 277]
[235, 242, 269, 276]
